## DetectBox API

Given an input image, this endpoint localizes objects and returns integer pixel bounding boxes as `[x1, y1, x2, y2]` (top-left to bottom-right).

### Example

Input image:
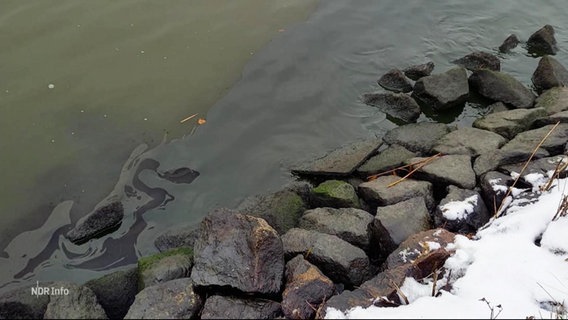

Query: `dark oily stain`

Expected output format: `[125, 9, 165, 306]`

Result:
[158, 167, 200, 184]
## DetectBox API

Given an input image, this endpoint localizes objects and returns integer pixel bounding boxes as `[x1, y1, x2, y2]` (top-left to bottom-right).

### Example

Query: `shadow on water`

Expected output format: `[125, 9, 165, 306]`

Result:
[2, 0, 568, 292]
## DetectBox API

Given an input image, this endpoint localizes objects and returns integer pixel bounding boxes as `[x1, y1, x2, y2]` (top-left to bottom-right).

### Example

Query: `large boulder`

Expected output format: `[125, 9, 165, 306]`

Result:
[44, 282, 107, 319]
[405, 155, 477, 190]
[191, 209, 284, 294]
[358, 175, 435, 210]
[433, 127, 508, 157]
[85, 267, 138, 320]
[362, 92, 421, 123]
[473, 149, 548, 177]
[310, 180, 360, 209]
[532, 56, 568, 93]
[281, 255, 335, 320]
[281, 228, 372, 287]
[137, 247, 193, 290]
[124, 278, 202, 319]
[356, 144, 418, 176]
[153, 225, 199, 252]
[292, 138, 383, 177]
[370, 197, 431, 256]
[527, 25, 558, 56]
[469, 69, 536, 109]
[472, 108, 548, 139]
[403, 61, 435, 81]
[237, 189, 307, 235]
[383, 228, 455, 270]
[434, 186, 490, 234]
[452, 51, 500, 71]
[377, 68, 413, 93]
[0, 285, 50, 319]
[382, 122, 451, 154]
[200, 296, 281, 319]
[534, 87, 568, 115]
[299, 207, 374, 251]
[500, 123, 568, 157]
[412, 67, 469, 111]
[66, 201, 124, 244]
[499, 34, 520, 53]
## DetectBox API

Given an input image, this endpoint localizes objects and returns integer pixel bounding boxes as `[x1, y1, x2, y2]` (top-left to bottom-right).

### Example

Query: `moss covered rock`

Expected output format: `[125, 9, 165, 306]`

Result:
[311, 180, 361, 209]
[138, 247, 193, 290]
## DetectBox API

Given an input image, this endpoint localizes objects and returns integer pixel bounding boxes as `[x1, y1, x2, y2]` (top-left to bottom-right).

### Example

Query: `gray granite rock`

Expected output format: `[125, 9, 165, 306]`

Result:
[532, 56, 568, 93]
[534, 87, 568, 115]
[453, 51, 500, 71]
[85, 267, 138, 320]
[66, 201, 124, 244]
[382, 122, 451, 154]
[405, 154, 477, 189]
[434, 186, 490, 234]
[533, 110, 568, 127]
[44, 282, 107, 319]
[473, 108, 548, 139]
[153, 225, 199, 252]
[292, 138, 383, 176]
[499, 155, 568, 182]
[358, 175, 435, 210]
[281, 228, 372, 287]
[501, 123, 568, 157]
[191, 209, 284, 294]
[433, 127, 508, 157]
[138, 247, 193, 290]
[527, 25, 558, 56]
[200, 296, 281, 320]
[0, 285, 51, 319]
[488, 102, 510, 114]
[412, 67, 469, 110]
[377, 68, 413, 93]
[356, 144, 418, 176]
[469, 69, 536, 109]
[125, 278, 202, 319]
[499, 34, 520, 53]
[403, 61, 435, 81]
[473, 149, 548, 177]
[310, 180, 360, 209]
[371, 197, 430, 246]
[362, 92, 421, 122]
[299, 207, 374, 251]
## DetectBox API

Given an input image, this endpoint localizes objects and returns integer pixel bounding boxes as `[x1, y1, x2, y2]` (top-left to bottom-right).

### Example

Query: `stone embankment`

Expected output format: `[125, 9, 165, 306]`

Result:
[2, 25, 568, 319]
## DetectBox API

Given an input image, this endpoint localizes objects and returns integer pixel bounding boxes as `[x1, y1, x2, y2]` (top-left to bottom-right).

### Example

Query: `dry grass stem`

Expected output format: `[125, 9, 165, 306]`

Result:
[390, 280, 410, 305]
[542, 157, 568, 192]
[553, 194, 568, 221]
[387, 153, 442, 188]
[367, 153, 442, 182]
[494, 121, 560, 218]
[180, 113, 198, 124]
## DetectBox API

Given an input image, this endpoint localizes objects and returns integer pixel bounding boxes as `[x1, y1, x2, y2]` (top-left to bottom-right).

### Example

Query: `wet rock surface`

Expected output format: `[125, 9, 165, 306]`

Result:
[85, 267, 138, 320]
[44, 282, 107, 319]
[362, 92, 421, 123]
[527, 24, 558, 55]
[469, 69, 536, 109]
[356, 144, 418, 176]
[499, 34, 520, 53]
[532, 56, 568, 93]
[138, 247, 193, 290]
[452, 51, 500, 71]
[403, 61, 435, 80]
[153, 225, 199, 252]
[473, 108, 548, 139]
[412, 67, 469, 110]
[377, 68, 413, 93]
[66, 201, 124, 245]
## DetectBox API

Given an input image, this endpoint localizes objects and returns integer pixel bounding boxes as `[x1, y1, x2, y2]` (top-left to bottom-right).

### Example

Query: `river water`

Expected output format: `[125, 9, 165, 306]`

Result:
[1, 1, 567, 292]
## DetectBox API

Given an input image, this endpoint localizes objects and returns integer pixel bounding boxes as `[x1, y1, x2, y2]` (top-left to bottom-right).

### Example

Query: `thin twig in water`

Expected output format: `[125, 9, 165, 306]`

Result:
[180, 113, 198, 124]
[494, 121, 560, 218]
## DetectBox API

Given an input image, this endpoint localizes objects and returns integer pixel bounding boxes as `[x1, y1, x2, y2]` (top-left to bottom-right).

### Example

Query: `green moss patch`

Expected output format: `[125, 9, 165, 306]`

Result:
[138, 247, 193, 274]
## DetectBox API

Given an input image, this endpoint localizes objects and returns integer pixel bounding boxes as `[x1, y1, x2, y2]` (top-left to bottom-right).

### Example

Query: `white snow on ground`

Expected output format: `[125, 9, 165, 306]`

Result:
[440, 195, 478, 220]
[326, 177, 568, 319]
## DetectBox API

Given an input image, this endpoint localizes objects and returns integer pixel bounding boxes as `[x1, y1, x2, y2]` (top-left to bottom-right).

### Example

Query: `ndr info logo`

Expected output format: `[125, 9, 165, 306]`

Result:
[30, 281, 70, 297]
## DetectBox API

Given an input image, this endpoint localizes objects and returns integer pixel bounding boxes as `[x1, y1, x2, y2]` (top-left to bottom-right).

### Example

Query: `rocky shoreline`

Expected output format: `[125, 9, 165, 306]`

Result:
[2, 25, 568, 319]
